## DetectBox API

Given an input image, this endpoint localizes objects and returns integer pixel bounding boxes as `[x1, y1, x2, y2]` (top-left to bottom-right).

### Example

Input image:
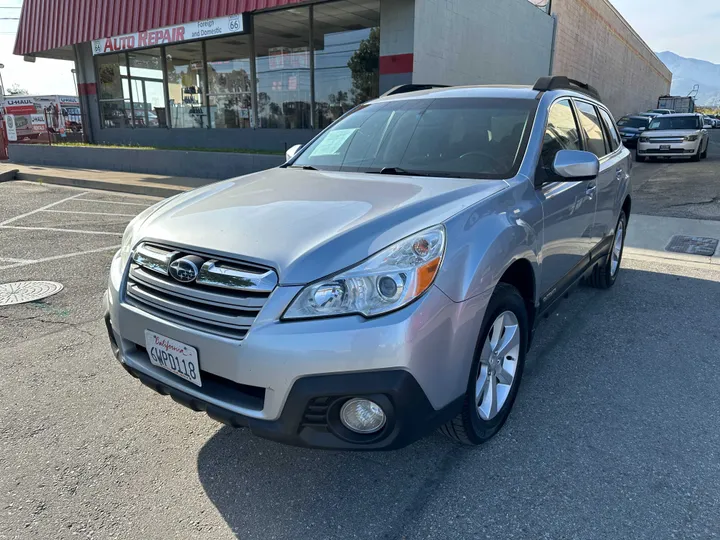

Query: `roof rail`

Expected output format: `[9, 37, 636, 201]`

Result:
[533, 76, 602, 102]
[381, 84, 449, 97]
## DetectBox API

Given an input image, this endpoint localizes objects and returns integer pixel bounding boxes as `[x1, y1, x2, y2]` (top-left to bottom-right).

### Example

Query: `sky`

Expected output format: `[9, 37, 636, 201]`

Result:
[0, 0, 718, 96]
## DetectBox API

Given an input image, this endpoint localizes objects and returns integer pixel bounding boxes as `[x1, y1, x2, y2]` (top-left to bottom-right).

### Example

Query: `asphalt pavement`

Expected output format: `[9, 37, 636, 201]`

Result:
[2, 141, 720, 539]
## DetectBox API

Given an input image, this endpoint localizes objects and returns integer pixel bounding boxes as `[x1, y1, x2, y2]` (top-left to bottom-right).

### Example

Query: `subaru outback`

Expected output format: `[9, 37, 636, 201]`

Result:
[105, 76, 632, 450]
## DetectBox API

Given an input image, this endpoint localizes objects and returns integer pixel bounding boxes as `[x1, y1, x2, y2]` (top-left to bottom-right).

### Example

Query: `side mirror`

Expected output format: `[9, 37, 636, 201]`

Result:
[552, 150, 599, 181]
[285, 144, 303, 162]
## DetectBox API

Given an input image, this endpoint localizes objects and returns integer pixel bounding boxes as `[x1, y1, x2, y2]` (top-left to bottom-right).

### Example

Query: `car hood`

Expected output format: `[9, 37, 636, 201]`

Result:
[644, 129, 700, 138]
[137, 168, 507, 284]
[618, 126, 643, 134]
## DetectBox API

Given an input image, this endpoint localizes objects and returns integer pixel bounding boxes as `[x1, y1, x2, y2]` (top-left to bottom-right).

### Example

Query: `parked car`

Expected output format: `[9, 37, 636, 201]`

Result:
[636, 113, 709, 162]
[105, 76, 632, 450]
[703, 116, 714, 130]
[647, 109, 675, 115]
[617, 115, 651, 147]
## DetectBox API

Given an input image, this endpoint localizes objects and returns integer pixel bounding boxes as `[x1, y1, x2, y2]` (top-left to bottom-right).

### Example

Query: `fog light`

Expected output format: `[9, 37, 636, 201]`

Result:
[340, 398, 386, 433]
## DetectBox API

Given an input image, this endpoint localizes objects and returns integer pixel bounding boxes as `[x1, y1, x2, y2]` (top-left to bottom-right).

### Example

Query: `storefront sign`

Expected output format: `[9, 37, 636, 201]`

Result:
[5, 115, 17, 141]
[92, 14, 245, 55]
[31, 114, 47, 132]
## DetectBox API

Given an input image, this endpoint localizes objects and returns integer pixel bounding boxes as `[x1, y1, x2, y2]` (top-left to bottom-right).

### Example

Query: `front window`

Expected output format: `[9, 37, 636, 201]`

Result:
[166, 42, 207, 128]
[96, 53, 132, 128]
[128, 49, 167, 128]
[254, 8, 312, 129]
[206, 35, 253, 129]
[648, 116, 700, 130]
[313, 0, 380, 129]
[292, 98, 537, 179]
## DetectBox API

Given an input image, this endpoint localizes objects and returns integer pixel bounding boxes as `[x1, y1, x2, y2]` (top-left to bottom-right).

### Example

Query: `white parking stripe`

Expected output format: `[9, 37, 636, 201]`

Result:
[0, 257, 35, 264]
[0, 245, 120, 271]
[0, 192, 89, 226]
[74, 198, 152, 207]
[42, 209, 138, 217]
[0, 225, 123, 236]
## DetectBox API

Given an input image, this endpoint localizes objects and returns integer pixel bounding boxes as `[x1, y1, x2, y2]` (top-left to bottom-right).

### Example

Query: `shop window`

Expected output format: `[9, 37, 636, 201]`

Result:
[313, 0, 380, 129]
[96, 53, 132, 128]
[128, 49, 167, 128]
[254, 8, 312, 129]
[166, 42, 208, 128]
[206, 35, 253, 128]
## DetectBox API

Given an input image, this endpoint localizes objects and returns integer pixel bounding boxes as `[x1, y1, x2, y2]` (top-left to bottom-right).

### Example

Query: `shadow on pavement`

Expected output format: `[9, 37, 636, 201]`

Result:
[197, 265, 720, 539]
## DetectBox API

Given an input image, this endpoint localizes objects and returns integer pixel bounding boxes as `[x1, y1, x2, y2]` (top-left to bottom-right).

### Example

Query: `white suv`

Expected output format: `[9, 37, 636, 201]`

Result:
[636, 113, 709, 162]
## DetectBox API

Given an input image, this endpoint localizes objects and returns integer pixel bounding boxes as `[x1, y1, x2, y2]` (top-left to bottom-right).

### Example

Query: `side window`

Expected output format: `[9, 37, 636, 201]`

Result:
[599, 109, 620, 152]
[575, 101, 608, 158]
[541, 99, 581, 168]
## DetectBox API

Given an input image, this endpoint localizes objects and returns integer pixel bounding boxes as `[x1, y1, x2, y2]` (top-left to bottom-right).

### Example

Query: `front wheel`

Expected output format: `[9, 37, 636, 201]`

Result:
[439, 283, 528, 445]
[701, 141, 708, 159]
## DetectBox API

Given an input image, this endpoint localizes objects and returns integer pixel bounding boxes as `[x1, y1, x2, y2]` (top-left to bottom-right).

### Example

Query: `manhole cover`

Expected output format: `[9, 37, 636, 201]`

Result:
[665, 235, 719, 257]
[0, 281, 64, 306]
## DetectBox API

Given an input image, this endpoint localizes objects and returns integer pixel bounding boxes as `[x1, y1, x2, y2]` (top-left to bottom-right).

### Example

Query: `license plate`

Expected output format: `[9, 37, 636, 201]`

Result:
[660, 145, 671, 150]
[144, 330, 202, 387]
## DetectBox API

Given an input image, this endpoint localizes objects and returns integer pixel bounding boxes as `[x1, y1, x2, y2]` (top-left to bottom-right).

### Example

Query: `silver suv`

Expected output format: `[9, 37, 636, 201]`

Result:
[105, 76, 632, 450]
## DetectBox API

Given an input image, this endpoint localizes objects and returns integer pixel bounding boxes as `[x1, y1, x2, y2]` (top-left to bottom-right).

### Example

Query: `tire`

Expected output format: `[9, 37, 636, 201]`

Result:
[701, 141, 708, 159]
[635, 152, 645, 163]
[439, 283, 528, 445]
[691, 147, 701, 162]
[588, 211, 627, 289]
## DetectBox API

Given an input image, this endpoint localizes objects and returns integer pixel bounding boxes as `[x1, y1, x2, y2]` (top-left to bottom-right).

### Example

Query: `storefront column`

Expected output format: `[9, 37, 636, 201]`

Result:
[379, 0, 415, 92]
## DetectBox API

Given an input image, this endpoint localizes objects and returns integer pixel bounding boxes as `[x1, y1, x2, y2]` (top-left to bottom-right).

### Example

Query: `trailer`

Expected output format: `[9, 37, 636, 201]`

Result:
[657, 95, 696, 114]
[1, 95, 82, 138]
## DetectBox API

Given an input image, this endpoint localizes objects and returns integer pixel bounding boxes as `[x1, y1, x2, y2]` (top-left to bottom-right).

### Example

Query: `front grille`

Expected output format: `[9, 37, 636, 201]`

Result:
[648, 137, 684, 143]
[124, 243, 277, 340]
[642, 148, 694, 154]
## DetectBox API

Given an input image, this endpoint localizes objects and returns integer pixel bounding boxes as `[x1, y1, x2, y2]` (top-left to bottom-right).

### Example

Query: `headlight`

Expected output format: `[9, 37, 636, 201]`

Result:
[639, 137, 649, 143]
[283, 225, 446, 319]
[684, 135, 699, 141]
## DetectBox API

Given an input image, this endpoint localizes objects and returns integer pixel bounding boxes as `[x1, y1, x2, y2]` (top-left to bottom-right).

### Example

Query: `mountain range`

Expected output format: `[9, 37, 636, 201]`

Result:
[656, 51, 720, 107]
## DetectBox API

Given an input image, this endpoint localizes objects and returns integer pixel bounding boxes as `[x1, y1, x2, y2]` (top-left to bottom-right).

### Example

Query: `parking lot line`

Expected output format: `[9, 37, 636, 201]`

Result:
[42, 209, 138, 218]
[0, 245, 121, 271]
[74, 198, 152, 207]
[0, 225, 123, 236]
[0, 191, 89, 226]
[0, 257, 35, 264]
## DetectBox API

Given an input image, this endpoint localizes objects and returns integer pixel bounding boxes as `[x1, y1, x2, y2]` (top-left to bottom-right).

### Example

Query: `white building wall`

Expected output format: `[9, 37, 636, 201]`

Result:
[411, 0, 554, 86]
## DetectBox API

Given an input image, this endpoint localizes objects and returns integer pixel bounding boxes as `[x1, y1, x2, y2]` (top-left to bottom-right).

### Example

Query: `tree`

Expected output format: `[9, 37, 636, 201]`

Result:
[6, 83, 29, 96]
[347, 27, 380, 105]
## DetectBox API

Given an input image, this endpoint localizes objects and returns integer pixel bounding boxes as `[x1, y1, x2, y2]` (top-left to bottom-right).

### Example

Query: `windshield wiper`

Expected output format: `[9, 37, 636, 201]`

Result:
[290, 165, 318, 170]
[377, 167, 427, 176]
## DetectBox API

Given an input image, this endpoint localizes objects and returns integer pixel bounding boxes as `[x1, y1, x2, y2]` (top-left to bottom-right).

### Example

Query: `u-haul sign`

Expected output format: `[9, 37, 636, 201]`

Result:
[92, 14, 245, 55]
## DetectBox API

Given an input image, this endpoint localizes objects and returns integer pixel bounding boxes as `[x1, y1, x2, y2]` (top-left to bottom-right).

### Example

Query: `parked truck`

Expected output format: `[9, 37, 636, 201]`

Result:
[657, 95, 696, 114]
[1, 95, 82, 139]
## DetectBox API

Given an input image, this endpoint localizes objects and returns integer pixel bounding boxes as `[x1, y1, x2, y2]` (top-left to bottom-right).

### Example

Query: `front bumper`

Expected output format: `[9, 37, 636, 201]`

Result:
[637, 139, 700, 157]
[620, 133, 640, 147]
[105, 252, 486, 449]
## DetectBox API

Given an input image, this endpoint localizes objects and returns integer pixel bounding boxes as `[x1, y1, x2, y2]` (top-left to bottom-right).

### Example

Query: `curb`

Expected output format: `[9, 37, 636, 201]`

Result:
[14, 172, 189, 198]
[0, 169, 19, 183]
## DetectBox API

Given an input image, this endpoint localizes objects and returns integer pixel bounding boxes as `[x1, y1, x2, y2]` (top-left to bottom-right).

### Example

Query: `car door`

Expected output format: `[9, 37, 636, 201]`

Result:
[536, 98, 598, 302]
[594, 105, 628, 242]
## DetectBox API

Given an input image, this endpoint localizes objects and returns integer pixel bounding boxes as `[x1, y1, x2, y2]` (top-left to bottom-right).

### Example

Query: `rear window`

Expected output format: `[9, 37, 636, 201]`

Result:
[292, 98, 538, 179]
[649, 116, 700, 130]
[617, 117, 649, 129]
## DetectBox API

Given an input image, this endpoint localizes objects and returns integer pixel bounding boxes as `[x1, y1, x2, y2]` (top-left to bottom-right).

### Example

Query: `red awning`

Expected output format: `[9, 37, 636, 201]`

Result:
[14, 0, 307, 56]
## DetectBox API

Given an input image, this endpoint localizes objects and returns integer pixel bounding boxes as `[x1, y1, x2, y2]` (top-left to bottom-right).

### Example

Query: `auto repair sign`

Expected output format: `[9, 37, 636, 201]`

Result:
[92, 14, 245, 55]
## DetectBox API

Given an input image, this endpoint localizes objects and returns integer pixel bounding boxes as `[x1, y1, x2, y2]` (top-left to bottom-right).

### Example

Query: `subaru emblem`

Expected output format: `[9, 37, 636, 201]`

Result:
[168, 256, 202, 283]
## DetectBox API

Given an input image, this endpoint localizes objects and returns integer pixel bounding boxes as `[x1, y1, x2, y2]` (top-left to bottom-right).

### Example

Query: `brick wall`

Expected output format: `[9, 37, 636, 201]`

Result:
[552, 0, 672, 117]
[412, 0, 554, 86]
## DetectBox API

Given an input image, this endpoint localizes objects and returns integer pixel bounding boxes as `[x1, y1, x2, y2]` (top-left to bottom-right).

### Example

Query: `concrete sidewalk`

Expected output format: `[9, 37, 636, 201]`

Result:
[0, 163, 213, 197]
[625, 214, 720, 266]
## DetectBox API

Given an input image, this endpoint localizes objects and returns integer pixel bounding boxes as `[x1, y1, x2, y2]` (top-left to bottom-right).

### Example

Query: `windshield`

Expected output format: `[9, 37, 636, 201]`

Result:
[648, 116, 700, 130]
[617, 117, 649, 129]
[292, 98, 537, 179]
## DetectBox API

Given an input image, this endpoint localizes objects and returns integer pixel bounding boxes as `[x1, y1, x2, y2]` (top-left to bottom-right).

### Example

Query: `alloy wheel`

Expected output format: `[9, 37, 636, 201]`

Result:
[475, 311, 521, 421]
[611, 220, 624, 277]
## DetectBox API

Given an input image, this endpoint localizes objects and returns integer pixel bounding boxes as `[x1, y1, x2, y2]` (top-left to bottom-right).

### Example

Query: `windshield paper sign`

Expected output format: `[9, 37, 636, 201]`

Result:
[92, 14, 245, 55]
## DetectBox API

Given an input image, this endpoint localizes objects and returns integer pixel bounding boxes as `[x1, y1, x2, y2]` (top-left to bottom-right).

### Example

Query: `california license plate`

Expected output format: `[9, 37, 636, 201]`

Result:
[144, 330, 201, 387]
[660, 145, 671, 150]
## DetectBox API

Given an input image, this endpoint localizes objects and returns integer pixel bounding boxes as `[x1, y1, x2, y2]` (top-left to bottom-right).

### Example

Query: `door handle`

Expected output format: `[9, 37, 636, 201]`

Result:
[615, 168, 624, 180]
[586, 183, 597, 198]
